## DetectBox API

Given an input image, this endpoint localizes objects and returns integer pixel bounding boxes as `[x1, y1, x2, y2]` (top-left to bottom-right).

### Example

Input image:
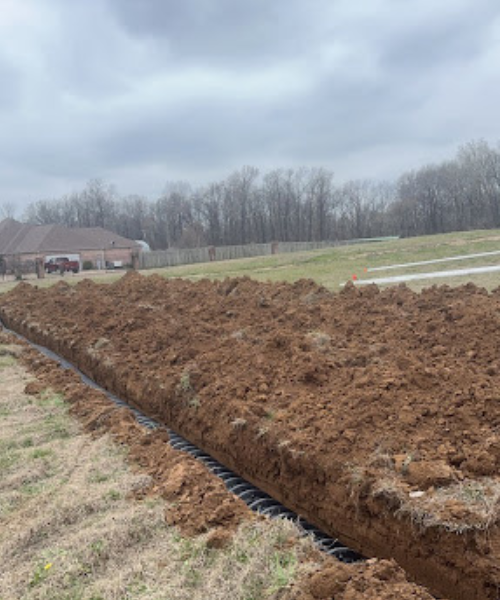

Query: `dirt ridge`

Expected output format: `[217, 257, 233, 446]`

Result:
[2, 274, 500, 599]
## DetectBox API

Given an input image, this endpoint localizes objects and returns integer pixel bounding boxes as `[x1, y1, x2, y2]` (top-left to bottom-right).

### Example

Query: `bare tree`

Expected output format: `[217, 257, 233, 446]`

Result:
[20, 139, 500, 249]
[0, 202, 16, 220]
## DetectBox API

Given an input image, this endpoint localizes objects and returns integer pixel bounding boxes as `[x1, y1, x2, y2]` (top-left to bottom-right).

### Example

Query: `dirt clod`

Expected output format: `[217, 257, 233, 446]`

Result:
[285, 559, 437, 600]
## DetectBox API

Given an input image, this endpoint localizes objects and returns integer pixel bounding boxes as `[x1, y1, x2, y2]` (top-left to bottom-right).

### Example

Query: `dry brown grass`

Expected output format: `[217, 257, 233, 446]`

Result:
[393, 478, 500, 533]
[342, 443, 500, 533]
[0, 348, 315, 600]
[367, 470, 500, 533]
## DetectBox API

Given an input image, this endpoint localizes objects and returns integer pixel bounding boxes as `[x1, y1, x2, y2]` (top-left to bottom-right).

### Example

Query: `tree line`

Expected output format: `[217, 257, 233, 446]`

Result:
[22, 139, 500, 249]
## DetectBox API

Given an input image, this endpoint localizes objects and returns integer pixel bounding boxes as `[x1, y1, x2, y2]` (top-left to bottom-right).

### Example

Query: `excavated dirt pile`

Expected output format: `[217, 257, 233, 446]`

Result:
[2, 273, 500, 599]
[0, 330, 441, 599]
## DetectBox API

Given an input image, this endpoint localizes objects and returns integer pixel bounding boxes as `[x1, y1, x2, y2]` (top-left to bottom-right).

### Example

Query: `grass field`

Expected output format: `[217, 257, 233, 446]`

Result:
[0, 344, 311, 600]
[152, 229, 500, 291]
[2, 228, 500, 294]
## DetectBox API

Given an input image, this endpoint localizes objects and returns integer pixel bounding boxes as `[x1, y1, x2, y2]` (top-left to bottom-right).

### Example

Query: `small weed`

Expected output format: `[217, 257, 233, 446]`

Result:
[177, 369, 201, 408]
[39, 390, 65, 408]
[235, 548, 250, 564]
[21, 437, 34, 448]
[267, 551, 297, 593]
[29, 562, 53, 587]
[31, 448, 54, 460]
[88, 470, 110, 484]
[106, 489, 121, 501]
[178, 370, 193, 393]
[272, 528, 293, 549]
[90, 540, 105, 555]
[53, 425, 70, 439]
[21, 483, 45, 496]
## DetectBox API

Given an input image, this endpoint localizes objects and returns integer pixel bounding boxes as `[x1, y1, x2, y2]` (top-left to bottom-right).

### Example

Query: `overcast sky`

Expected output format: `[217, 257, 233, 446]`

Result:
[1, 0, 500, 213]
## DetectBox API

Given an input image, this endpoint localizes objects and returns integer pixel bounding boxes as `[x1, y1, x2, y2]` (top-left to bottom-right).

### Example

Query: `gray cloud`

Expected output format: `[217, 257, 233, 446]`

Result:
[1, 0, 500, 212]
[104, 0, 318, 65]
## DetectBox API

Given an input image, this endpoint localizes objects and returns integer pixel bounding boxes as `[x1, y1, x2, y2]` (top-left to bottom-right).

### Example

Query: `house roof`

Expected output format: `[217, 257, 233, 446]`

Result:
[0, 219, 140, 255]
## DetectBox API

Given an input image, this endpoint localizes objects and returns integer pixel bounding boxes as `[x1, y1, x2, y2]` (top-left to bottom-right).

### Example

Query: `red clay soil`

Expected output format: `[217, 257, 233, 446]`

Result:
[1, 331, 441, 599]
[1, 274, 500, 599]
[284, 558, 440, 600]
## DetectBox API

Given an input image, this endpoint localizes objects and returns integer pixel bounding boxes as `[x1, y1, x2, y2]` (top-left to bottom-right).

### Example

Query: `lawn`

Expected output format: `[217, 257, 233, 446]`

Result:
[130, 228, 500, 291]
[2, 228, 500, 294]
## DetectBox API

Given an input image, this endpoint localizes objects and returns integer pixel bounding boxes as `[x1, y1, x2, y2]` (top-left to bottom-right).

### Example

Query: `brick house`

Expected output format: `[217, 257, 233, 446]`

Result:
[0, 218, 141, 273]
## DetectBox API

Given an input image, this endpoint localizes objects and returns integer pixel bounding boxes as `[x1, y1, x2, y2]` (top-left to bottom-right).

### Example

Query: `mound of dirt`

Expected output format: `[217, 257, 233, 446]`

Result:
[2, 331, 445, 600]
[285, 558, 438, 600]
[2, 274, 500, 598]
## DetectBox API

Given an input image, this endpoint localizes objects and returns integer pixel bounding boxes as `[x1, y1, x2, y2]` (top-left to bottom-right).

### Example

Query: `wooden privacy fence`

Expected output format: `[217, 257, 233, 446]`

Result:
[139, 237, 399, 270]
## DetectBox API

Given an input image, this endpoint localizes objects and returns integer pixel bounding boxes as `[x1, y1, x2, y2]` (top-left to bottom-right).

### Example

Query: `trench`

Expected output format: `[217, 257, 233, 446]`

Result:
[1, 318, 362, 564]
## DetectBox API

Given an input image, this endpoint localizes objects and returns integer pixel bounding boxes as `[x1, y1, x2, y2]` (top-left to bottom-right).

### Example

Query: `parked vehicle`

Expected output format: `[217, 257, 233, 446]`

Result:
[44, 256, 80, 274]
[105, 260, 123, 269]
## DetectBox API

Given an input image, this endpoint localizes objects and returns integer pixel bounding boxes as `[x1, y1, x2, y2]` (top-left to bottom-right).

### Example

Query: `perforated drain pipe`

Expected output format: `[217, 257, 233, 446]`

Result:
[1, 320, 362, 564]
